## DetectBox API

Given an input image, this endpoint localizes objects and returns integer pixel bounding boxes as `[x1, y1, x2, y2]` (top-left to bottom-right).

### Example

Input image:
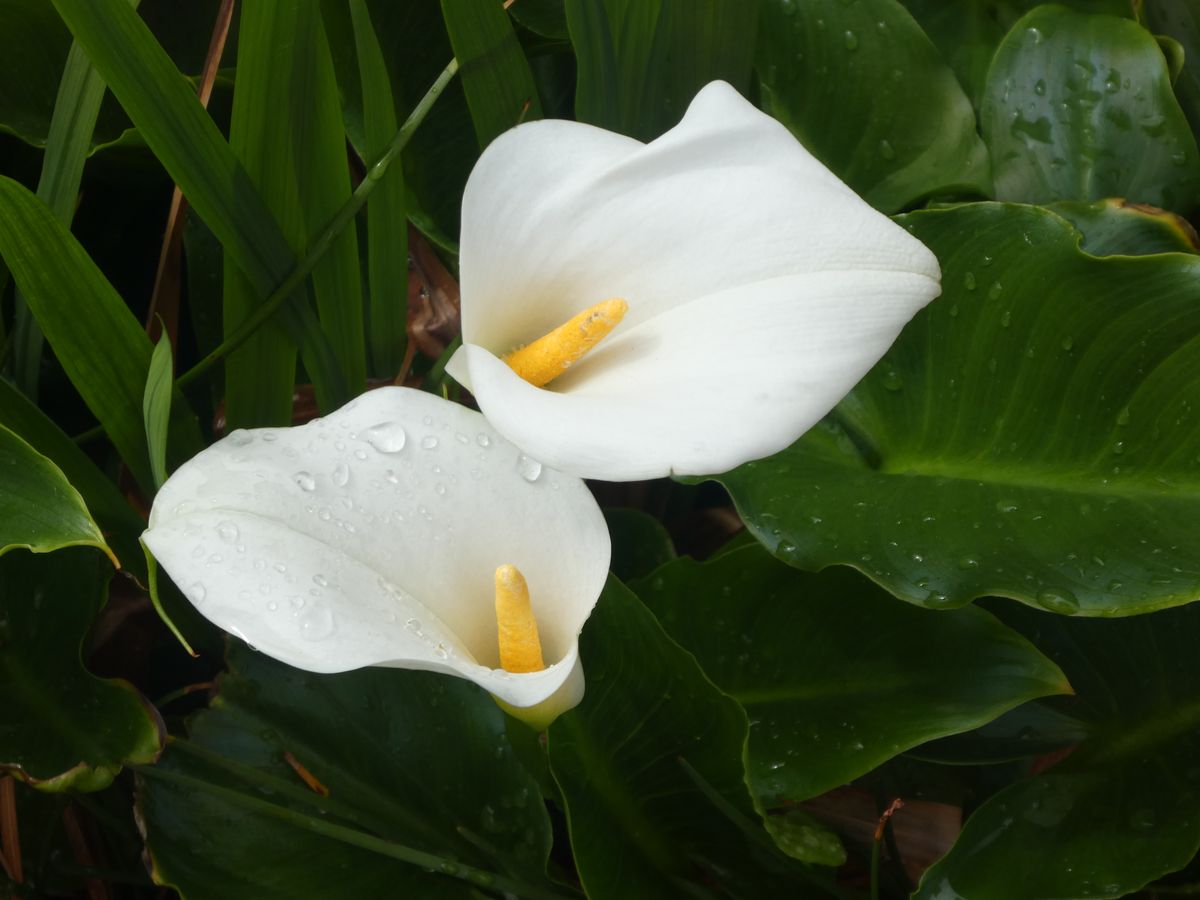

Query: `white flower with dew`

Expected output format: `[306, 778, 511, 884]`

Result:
[446, 80, 942, 481]
[142, 387, 610, 728]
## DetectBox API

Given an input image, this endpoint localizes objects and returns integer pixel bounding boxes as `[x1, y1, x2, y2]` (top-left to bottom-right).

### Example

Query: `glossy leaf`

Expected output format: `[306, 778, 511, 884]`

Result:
[567, 0, 758, 141]
[902, 0, 1133, 108]
[0, 0, 73, 146]
[632, 545, 1069, 804]
[138, 644, 554, 899]
[509, 0, 569, 40]
[547, 578, 827, 899]
[757, 0, 991, 212]
[50, 0, 348, 411]
[0, 378, 145, 576]
[348, 0, 408, 377]
[715, 202, 1200, 616]
[0, 425, 114, 563]
[1049, 198, 1200, 255]
[982, 5, 1200, 211]
[0, 176, 202, 493]
[441, 0, 542, 147]
[0, 548, 163, 791]
[916, 602, 1200, 899]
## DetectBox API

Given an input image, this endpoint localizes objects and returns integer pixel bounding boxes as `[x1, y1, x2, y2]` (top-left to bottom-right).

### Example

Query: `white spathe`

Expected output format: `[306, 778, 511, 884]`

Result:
[446, 80, 942, 481]
[142, 387, 610, 722]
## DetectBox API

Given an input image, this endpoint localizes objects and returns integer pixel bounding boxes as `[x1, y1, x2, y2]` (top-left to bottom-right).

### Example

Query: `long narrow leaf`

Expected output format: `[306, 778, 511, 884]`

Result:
[348, 0, 408, 376]
[224, 0, 364, 426]
[0, 177, 201, 494]
[143, 332, 173, 490]
[440, 0, 543, 147]
[50, 0, 348, 413]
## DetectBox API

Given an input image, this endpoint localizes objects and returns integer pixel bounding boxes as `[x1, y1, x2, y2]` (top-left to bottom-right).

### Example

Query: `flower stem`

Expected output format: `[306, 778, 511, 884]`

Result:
[175, 57, 460, 392]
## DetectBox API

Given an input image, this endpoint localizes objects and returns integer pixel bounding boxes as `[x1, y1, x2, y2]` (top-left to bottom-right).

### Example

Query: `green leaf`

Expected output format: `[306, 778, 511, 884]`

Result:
[348, 0, 408, 377]
[1049, 198, 1200, 255]
[0, 0, 73, 147]
[602, 507, 675, 581]
[441, 0, 543, 147]
[714, 202, 1200, 616]
[916, 601, 1200, 899]
[756, 0, 992, 212]
[143, 332, 173, 490]
[0, 548, 163, 791]
[0, 424, 114, 564]
[322, 0, 476, 251]
[0, 176, 202, 493]
[902, 0, 1134, 109]
[138, 644, 554, 899]
[567, 0, 758, 141]
[982, 5, 1200, 211]
[509, 0, 569, 40]
[224, 0, 364, 427]
[547, 578, 827, 899]
[0, 378, 145, 576]
[1144, 0, 1200, 140]
[50, 0, 349, 414]
[632, 545, 1069, 804]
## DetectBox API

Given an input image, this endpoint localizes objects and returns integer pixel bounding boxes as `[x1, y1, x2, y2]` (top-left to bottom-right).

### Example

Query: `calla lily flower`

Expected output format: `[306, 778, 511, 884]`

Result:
[142, 388, 610, 728]
[446, 81, 942, 481]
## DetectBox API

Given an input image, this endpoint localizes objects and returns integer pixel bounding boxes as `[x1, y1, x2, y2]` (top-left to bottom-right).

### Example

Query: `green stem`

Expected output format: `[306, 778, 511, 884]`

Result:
[176, 58, 460, 392]
[133, 763, 573, 900]
[425, 335, 462, 389]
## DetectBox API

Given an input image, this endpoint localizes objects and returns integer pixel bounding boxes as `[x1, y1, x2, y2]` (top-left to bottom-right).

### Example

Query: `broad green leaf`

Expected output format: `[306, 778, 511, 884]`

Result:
[0, 378, 144, 574]
[0, 548, 163, 791]
[757, 0, 992, 213]
[348, 0, 408, 377]
[0, 176, 202, 493]
[982, 5, 1200, 211]
[602, 507, 675, 581]
[224, 0, 364, 427]
[714, 202, 1200, 616]
[567, 0, 758, 141]
[916, 602, 1200, 899]
[138, 644, 553, 899]
[547, 579, 828, 899]
[902, 0, 1134, 108]
[143, 332, 173, 490]
[1049, 198, 1200, 255]
[912, 700, 1088, 765]
[632, 545, 1069, 804]
[50, 0, 349, 412]
[0, 424, 114, 564]
[441, 0, 543, 147]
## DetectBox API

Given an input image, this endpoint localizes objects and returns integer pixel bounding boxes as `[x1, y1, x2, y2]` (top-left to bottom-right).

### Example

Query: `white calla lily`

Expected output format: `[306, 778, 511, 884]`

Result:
[142, 388, 610, 727]
[445, 80, 942, 481]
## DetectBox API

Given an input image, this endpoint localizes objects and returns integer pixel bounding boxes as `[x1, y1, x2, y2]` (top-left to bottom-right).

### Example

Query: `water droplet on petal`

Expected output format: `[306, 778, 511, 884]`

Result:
[188, 583, 207, 604]
[312, 574, 329, 588]
[365, 421, 407, 453]
[516, 454, 542, 482]
[476, 433, 491, 448]
[293, 471, 316, 492]
[216, 521, 239, 543]
[332, 463, 350, 487]
[228, 430, 253, 446]
[421, 436, 439, 450]
[297, 604, 336, 641]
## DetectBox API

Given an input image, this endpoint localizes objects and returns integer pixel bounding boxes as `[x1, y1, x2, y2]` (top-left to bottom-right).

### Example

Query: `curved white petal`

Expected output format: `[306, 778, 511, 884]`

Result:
[143, 388, 610, 710]
[451, 270, 936, 479]
[451, 80, 941, 479]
